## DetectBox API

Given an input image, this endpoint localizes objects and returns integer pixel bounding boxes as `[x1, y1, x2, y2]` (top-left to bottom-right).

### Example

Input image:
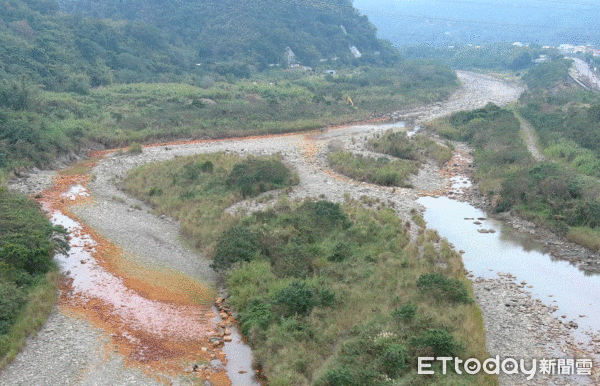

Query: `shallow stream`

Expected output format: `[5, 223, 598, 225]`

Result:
[418, 196, 600, 338]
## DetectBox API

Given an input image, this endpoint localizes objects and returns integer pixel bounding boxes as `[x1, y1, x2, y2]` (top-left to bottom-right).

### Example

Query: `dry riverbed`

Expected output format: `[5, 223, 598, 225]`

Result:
[4, 71, 596, 386]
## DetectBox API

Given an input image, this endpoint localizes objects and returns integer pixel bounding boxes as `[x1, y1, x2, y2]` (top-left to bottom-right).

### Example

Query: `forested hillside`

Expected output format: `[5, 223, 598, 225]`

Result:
[1, 0, 193, 89]
[58, 0, 399, 70]
[0, 0, 460, 178]
[1, 0, 396, 91]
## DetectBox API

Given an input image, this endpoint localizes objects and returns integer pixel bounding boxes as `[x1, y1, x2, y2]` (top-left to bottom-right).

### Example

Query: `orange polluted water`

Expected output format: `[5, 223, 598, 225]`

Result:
[38, 165, 230, 385]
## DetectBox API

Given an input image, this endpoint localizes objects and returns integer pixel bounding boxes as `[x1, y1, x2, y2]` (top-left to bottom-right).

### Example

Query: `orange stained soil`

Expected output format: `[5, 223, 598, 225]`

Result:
[438, 150, 473, 181]
[38, 160, 230, 386]
[89, 116, 390, 159]
[300, 137, 321, 161]
[35, 117, 392, 385]
[417, 149, 474, 198]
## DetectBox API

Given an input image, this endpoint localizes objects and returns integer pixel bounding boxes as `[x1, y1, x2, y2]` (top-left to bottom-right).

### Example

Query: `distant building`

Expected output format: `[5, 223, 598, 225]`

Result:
[326, 70, 337, 75]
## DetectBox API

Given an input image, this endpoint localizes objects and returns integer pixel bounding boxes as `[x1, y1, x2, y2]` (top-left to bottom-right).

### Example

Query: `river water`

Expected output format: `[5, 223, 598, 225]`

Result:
[46, 181, 260, 384]
[418, 196, 600, 338]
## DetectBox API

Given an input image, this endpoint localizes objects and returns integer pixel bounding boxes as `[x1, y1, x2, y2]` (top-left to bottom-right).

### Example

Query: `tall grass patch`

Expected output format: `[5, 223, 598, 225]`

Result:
[122, 153, 297, 251]
[567, 227, 600, 252]
[328, 150, 419, 187]
[368, 130, 453, 166]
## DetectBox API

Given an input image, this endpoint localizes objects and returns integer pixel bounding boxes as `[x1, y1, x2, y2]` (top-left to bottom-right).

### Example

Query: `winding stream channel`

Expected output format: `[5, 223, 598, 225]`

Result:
[3, 71, 597, 385]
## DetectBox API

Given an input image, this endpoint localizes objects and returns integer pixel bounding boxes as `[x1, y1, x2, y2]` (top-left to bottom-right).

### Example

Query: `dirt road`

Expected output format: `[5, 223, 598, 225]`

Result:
[514, 109, 546, 162]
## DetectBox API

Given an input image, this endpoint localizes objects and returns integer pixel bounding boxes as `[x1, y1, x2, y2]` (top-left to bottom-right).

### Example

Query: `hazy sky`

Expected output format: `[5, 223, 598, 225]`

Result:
[351, 0, 600, 47]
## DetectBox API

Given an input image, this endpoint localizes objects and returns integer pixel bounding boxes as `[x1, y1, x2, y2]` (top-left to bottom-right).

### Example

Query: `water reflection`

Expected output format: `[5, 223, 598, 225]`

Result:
[50, 209, 212, 342]
[419, 196, 600, 334]
[406, 125, 421, 137]
[211, 307, 261, 385]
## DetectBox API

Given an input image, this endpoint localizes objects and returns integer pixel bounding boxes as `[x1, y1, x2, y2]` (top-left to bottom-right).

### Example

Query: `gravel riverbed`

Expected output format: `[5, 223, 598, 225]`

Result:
[4, 71, 595, 385]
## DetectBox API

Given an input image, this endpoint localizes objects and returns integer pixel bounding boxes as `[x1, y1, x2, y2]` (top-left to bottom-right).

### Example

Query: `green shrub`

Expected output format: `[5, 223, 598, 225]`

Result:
[323, 366, 356, 386]
[0, 245, 54, 277]
[288, 200, 351, 239]
[311, 201, 350, 229]
[182, 160, 214, 180]
[317, 287, 336, 307]
[212, 226, 261, 271]
[226, 158, 292, 197]
[0, 279, 26, 335]
[392, 303, 417, 322]
[412, 329, 463, 357]
[274, 281, 315, 317]
[238, 300, 273, 336]
[0, 83, 30, 111]
[378, 343, 409, 378]
[416, 273, 472, 304]
[270, 242, 314, 277]
[328, 242, 351, 262]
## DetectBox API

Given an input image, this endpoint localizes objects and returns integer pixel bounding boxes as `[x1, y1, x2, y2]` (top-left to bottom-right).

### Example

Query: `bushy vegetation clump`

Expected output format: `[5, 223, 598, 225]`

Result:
[123, 153, 298, 250]
[212, 226, 262, 271]
[328, 150, 419, 187]
[0, 188, 66, 366]
[368, 130, 453, 166]
[412, 328, 464, 358]
[226, 158, 293, 197]
[416, 273, 472, 304]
